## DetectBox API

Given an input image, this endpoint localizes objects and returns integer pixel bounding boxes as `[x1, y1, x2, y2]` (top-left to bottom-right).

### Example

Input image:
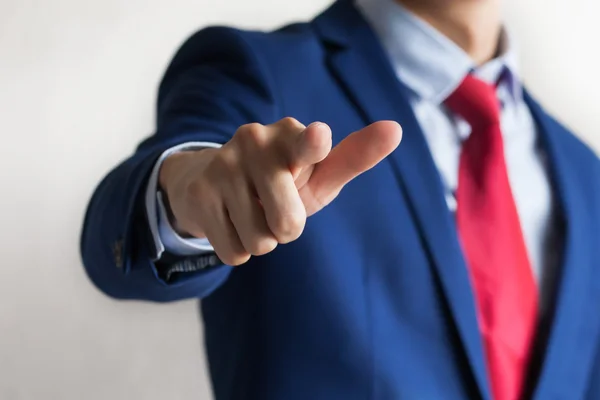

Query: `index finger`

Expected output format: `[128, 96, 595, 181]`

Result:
[305, 121, 402, 206]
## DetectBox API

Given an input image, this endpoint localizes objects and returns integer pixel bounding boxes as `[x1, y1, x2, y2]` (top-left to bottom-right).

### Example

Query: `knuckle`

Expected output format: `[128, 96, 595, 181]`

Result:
[272, 210, 306, 243]
[276, 117, 303, 131]
[236, 123, 267, 146]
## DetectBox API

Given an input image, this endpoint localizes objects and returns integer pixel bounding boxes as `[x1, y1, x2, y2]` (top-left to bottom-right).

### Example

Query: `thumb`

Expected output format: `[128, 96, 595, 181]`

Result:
[304, 121, 402, 211]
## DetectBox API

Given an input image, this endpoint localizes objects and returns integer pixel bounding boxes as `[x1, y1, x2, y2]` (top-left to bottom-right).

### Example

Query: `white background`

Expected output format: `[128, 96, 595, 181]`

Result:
[1, 0, 599, 399]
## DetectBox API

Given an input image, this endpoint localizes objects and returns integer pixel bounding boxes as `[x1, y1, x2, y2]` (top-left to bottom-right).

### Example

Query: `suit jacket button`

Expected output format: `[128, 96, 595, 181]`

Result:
[112, 240, 124, 268]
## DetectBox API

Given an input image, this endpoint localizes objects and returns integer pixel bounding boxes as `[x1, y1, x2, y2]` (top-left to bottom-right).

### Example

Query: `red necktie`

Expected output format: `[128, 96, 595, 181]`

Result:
[445, 75, 538, 400]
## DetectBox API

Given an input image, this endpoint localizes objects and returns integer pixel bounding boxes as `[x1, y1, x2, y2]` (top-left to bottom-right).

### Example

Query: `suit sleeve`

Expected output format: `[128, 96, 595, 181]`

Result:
[80, 27, 279, 302]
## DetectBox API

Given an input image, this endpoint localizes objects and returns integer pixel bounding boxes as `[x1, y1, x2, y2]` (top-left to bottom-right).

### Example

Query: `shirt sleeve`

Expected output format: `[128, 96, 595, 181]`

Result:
[145, 141, 222, 260]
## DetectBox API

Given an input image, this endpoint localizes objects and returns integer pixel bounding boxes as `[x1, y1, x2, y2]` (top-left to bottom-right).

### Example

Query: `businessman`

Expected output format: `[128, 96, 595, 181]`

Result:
[80, 0, 600, 398]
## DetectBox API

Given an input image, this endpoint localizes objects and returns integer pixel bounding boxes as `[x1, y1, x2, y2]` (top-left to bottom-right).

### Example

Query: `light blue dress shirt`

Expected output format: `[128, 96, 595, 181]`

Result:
[145, 0, 558, 299]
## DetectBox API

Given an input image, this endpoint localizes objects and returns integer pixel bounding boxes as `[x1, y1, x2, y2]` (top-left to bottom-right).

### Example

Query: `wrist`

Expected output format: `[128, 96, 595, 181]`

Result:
[158, 148, 217, 238]
[159, 151, 190, 193]
[159, 148, 216, 188]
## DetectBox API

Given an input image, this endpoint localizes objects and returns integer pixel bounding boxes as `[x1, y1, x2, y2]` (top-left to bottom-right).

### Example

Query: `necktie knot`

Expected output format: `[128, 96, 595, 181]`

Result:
[445, 74, 501, 129]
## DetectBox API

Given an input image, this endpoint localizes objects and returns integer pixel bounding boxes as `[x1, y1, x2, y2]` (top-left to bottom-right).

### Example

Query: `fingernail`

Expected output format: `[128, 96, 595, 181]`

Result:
[307, 121, 323, 129]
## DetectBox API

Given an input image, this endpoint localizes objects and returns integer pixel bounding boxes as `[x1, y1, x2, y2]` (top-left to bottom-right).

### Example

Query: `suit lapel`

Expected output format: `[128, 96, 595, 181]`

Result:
[314, 2, 490, 398]
[525, 93, 600, 400]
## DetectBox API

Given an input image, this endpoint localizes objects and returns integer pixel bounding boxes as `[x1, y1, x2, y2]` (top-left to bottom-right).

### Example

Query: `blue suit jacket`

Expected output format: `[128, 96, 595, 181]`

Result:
[81, 1, 600, 398]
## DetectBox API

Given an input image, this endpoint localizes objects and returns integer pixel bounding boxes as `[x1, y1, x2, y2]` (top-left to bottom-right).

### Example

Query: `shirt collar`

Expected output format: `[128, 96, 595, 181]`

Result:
[355, 0, 523, 104]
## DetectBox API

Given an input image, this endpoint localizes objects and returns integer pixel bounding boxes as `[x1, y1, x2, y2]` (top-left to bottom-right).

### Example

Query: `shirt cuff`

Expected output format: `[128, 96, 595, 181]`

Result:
[145, 141, 222, 260]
